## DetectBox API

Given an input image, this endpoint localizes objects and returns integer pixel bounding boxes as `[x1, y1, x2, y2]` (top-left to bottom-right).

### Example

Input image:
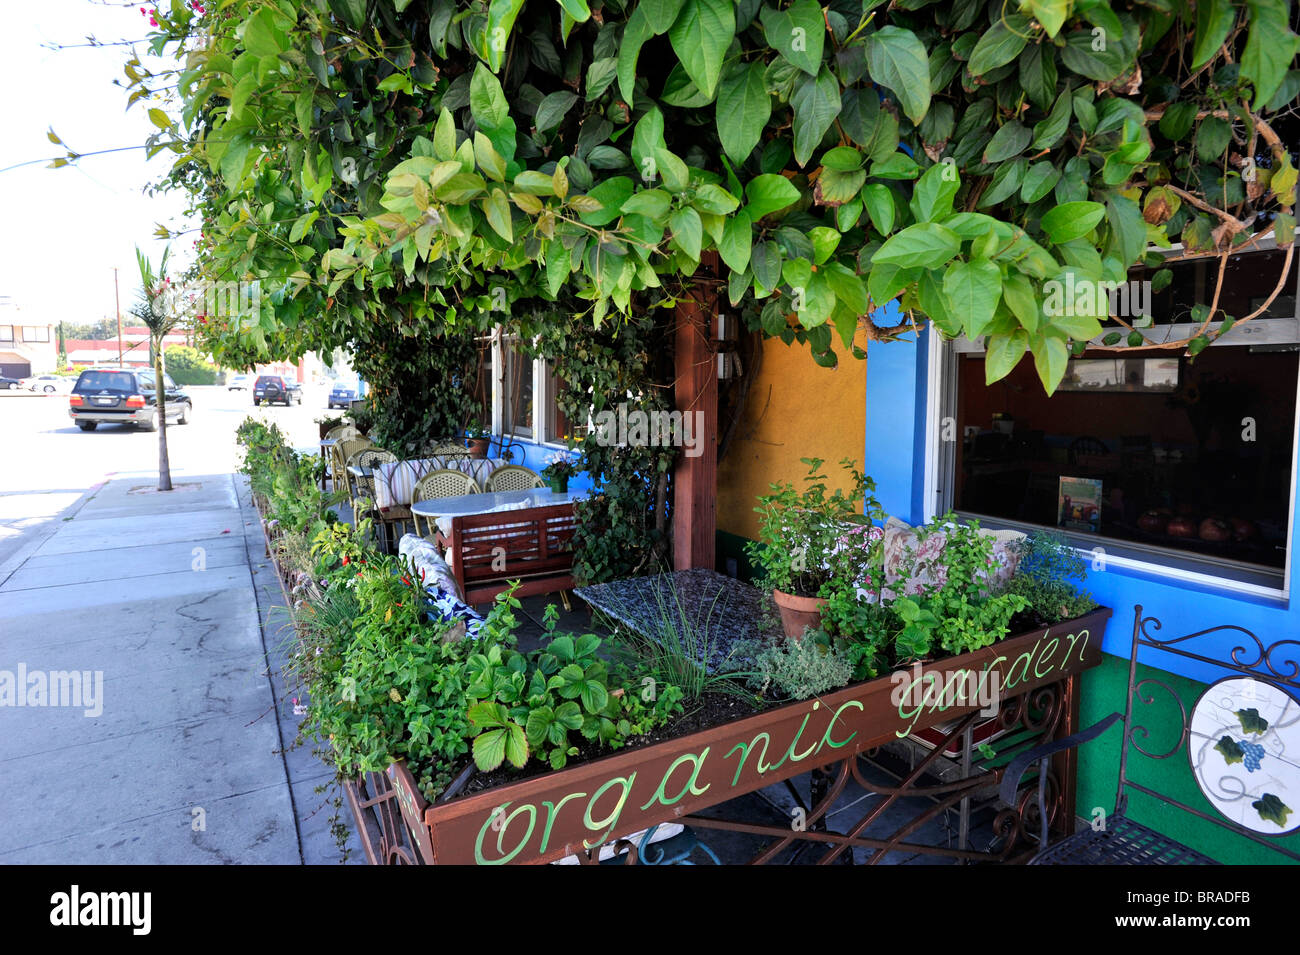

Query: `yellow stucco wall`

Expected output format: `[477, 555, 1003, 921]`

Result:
[717, 331, 868, 542]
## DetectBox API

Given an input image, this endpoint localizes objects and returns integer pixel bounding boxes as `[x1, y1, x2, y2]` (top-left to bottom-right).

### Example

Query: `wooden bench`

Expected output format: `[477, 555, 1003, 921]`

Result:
[436, 502, 577, 605]
[1000, 605, 1300, 864]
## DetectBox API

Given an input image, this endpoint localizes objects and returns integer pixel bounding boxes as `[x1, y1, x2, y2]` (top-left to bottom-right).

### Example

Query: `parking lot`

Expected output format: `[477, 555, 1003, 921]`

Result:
[0, 381, 334, 570]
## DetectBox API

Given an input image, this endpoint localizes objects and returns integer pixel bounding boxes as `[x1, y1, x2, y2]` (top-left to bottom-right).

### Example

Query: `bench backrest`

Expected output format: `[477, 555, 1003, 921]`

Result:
[1117, 604, 1300, 861]
[447, 503, 576, 585]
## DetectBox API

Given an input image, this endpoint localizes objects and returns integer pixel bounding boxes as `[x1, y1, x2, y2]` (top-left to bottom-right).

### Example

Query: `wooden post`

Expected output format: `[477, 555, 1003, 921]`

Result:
[672, 251, 719, 570]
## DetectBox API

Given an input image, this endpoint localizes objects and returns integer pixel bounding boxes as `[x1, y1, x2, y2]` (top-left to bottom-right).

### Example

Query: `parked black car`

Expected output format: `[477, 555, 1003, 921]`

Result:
[253, 374, 302, 406]
[68, 368, 192, 432]
[0, 376, 22, 390]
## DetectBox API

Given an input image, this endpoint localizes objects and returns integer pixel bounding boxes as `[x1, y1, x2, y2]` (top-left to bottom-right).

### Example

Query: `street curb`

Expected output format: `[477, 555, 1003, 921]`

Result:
[0, 477, 110, 589]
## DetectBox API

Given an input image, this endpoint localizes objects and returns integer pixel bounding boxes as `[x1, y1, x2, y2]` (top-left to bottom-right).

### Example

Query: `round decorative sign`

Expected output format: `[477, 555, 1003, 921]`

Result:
[1188, 677, 1299, 835]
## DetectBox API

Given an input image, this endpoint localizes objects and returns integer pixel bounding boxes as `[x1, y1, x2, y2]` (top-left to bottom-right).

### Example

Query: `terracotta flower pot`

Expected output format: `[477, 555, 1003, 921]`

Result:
[771, 588, 826, 640]
[467, 437, 490, 459]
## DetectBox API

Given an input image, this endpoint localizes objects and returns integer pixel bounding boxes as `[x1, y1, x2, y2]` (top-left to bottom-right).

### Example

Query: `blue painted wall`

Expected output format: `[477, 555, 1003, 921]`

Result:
[863, 329, 1298, 685]
[487, 434, 593, 494]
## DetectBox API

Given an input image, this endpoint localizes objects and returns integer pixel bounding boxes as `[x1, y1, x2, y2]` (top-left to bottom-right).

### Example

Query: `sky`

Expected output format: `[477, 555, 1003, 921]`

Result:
[0, 0, 193, 330]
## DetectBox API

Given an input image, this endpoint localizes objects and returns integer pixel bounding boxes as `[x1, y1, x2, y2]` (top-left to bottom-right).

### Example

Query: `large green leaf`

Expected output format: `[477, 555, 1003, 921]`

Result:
[864, 26, 931, 125]
[535, 91, 578, 133]
[1031, 332, 1070, 394]
[1032, 91, 1073, 150]
[485, 0, 526, 71]
[873, 222, 961, 269]
[984, 122, 1032, 163]
[861, 183, 896, 234]
[967, 16, 1030, 76]
[1040, 201, 1105, 243]
[717, 62, 771, 163]
[1021, 162, 1061, 203]
[1191, 0, 1237, 69]
[791, 68, 842, 167]
[668, 0, 735, 99]
[1242, 0, 1299, 109]
[760, 0, 825, 76]
[719, 210, 753, 272]
[746, 173, 801, 219]
[944, 259, 1001, 338]
[1025, 0, 1069, 38]
[986, 328, 1028, 383]
[617, 7, 653, 104]
[910, 161, 960, 222]
[669, 206, 703, 259]
[642, 0, 687, 33]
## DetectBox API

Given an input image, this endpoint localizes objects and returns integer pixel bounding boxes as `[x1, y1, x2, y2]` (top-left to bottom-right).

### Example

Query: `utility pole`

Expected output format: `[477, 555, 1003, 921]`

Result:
[113, 267, 123, 365]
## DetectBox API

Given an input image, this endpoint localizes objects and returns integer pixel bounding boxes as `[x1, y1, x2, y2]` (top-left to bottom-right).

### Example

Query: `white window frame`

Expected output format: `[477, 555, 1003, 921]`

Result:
[487, 326, 569, 448]
[22, 326, 50, 343]
[0, 325, 13, 342]
[922, 245, 1300, 601]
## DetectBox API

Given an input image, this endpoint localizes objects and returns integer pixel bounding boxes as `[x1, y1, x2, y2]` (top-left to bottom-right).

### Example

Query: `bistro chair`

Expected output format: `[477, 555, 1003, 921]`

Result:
[999, 605, 1300, 865]
[325, 424, 359, 441]
[333, 437, 372, 498]
[411, 469, 481, 539]
[485, 465, 544, 492]
[342, 445, 386, 519]
[427, 439, 471, 459]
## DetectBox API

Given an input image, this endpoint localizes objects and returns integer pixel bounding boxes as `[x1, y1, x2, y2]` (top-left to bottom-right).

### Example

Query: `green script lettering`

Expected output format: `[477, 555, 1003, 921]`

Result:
[582, 773, 636, 850]
[1003, 638, 1043, 691]
[784, 704, 822, 763]
[474, 801, 537, 866]
[725, 732, 778, 785]
[539, 790, 588, 854]
[1063, 628, 1090, 665]
[817, 700, 863, 753]
[639, 749, 712, 810]
[1033, 637, 1060, 679]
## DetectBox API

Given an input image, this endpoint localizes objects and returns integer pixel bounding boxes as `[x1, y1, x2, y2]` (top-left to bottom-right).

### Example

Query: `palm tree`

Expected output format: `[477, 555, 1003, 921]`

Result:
[132, 246, 183, 491]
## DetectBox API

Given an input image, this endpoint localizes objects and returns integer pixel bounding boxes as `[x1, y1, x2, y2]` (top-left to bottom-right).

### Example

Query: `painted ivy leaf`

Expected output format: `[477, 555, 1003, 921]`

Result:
[1236, 707, 1270, 735]
[717, 61, 771, 163]
[967, 15, 1031, 76]
[944, 259, 1001, 339]
[984, 122, 1032, 163]
[864, 26, 931, 125]
[745, 173, 801, 219]
[1215, 735, 1246, 765]
[668, 0, 735, 100]
[873, 222, 960, 269]
[1191, 0, 1238, 70]
[791, 67, 842, 167]
[1040, 201, 1106, 244]
[1253, 793, 1292, 828]
[760, 0, 825, 76]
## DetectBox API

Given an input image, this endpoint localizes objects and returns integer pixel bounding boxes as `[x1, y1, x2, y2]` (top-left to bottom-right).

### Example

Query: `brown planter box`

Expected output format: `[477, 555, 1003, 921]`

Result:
[375, 606, 1111, 865]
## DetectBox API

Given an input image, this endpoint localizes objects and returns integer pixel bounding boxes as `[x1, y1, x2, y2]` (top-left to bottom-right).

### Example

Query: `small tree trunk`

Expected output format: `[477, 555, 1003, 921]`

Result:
[155, 343, 172, 492]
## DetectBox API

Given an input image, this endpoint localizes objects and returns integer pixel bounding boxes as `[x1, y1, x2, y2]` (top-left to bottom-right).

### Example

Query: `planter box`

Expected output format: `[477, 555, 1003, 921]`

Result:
[376, 607, 1111, 865]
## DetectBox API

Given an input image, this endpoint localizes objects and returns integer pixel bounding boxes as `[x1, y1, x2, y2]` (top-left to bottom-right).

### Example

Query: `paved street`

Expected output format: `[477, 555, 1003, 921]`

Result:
[0, 382, 360, 863]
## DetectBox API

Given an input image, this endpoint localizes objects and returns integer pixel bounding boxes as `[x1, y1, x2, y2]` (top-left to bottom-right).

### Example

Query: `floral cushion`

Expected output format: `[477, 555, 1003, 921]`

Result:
[878, 517, 1023, 602]
[398, 534, 484, 637]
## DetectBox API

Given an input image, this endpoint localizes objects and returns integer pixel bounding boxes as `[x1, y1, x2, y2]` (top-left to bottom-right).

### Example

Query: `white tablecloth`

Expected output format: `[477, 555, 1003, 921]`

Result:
[373, 456, 506, 509]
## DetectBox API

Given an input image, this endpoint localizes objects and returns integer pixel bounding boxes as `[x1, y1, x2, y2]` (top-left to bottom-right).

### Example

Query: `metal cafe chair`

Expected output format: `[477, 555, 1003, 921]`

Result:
[1000, 605, 1300, 864]
[485, 464, 545, 492]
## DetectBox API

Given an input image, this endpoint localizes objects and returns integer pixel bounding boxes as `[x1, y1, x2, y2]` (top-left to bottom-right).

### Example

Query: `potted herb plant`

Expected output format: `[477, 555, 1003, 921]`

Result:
[465, 424, 491, 459]
[747, 458, 880, 639]
[317, 414, 345, 440]
[541, 452, 578, 493]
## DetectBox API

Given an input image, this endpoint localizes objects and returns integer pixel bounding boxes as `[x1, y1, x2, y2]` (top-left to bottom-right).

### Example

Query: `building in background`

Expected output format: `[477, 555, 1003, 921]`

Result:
[0, 298, 57, 378]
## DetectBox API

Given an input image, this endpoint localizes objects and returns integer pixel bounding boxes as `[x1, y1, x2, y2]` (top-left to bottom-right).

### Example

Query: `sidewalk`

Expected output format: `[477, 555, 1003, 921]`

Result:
[0, 470, 357, 864]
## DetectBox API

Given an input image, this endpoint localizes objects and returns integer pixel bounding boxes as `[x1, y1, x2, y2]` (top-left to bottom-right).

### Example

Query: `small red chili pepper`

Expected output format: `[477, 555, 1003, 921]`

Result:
[342, 555, 350, 566]
[401, 576, 412, 586]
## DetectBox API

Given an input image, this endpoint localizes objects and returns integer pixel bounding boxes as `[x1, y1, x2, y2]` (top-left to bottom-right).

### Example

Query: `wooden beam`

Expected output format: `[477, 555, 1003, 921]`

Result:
[673, 251, 719, 570]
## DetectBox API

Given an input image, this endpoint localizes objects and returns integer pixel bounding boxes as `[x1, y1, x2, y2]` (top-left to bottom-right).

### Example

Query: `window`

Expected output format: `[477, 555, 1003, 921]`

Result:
[932, 247, 1300, 591]
[0, 326, 13, 342]
[487, 327, 569, 445]
[22, 326, 50, 343]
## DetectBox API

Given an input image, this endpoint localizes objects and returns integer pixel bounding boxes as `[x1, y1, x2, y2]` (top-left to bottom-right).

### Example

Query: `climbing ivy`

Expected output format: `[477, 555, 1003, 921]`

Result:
[120, 0, 1298, 394]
